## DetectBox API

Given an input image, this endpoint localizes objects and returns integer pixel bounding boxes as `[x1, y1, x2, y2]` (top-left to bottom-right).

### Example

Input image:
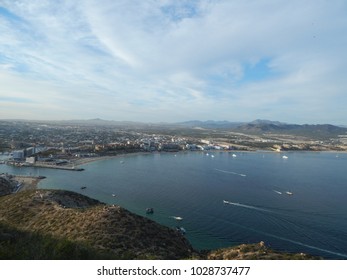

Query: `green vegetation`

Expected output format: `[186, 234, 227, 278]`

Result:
[0, 190, 192, 259]
[0, 223, 116, 259]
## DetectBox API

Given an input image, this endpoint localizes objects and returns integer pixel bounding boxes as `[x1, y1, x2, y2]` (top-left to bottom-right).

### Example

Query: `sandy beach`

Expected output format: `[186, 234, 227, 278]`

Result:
[12, 175, 45, 192]
[70, 155, 116, 166]
[70, 152, 153, 166]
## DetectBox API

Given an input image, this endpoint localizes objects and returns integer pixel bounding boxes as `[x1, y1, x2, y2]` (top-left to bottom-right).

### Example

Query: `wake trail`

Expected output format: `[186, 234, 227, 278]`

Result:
[273, 190, 282, 195]
[215, 168, 246, 177]
[215, 212, 347, 259]
[223, 201, 273, 213]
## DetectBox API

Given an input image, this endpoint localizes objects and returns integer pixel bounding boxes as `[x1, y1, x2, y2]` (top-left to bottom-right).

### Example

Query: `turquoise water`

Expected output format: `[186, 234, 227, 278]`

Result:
[1, 151, 347, 259]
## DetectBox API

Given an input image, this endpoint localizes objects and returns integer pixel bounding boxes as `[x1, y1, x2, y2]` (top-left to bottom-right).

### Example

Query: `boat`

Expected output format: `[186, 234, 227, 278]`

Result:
[211, 155, 215, 158]
[232, 154, 237, 158]
[80, 186, 87, 190]
[223, 200, 230, 204]
[112, 194, 116, 197]
[282, 155, 288, 159]
[146, 208, 154, 214]
[286, 191, 293, 195]
[171, 216, 183, 221]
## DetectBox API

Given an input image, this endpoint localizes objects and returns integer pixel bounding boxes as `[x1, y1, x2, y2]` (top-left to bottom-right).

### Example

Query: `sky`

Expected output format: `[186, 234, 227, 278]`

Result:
[0, 0, 347, 124]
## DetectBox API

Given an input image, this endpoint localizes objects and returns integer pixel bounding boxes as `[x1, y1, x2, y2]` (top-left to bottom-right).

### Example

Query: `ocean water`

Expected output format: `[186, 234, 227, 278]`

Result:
[1, 151, 347, 259]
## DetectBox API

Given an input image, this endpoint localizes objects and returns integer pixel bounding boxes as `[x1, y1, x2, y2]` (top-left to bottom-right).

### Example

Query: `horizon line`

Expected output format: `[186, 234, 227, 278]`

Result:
[0, 118, 346, 127]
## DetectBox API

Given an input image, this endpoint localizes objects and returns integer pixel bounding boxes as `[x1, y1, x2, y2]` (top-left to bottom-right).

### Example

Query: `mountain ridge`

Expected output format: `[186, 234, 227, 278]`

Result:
[1, 118, 346, 127]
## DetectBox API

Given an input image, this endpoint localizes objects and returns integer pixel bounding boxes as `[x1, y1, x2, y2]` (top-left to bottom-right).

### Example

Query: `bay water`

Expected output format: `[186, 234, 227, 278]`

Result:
[1, 151, 347, 259]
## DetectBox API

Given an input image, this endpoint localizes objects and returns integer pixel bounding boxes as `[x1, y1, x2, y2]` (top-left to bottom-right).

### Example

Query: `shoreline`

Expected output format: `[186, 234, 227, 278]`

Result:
[70, 152, 155, 167]
[71, 149, 347, 167]
[66, 149, 347, 169]
[3, 150, 345, 176]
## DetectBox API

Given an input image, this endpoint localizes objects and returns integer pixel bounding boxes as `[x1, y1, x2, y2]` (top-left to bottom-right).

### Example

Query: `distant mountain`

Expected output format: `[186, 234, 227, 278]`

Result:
[176, 120, 243, 129]
[249, 119, 288, 126]
[235, 122, 347, 139]
[2, 118, 346, 139]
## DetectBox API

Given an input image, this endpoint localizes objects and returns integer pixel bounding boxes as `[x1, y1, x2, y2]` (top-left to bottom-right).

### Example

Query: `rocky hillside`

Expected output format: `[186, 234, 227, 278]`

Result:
[206, 242, 320, 260]
[0, 189, 193, 259]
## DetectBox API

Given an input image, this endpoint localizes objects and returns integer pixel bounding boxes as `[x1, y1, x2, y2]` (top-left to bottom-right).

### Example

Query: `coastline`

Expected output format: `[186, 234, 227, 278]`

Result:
[71, 149, 347, 168]
[70, 152, 154, 167]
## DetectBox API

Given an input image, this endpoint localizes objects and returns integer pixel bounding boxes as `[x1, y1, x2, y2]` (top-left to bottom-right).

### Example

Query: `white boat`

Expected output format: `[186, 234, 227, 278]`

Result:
[146, 208, 154, 214]
[171, 216, 183, 221]
[282, 155, 288, 159]
[286, 191, 293, 195]
[232, 154, 237, 158]
[223, 200, 230, 204]
[211, 155, 215, 158]
[112, 194, 116, 197]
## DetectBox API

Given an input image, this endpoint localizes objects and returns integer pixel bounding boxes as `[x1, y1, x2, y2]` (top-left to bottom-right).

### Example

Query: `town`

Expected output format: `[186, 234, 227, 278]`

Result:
[1, 119, 347, 171]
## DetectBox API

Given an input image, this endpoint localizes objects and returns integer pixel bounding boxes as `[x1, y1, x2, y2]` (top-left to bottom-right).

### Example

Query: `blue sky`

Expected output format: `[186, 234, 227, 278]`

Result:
[0, 0, 346, 124]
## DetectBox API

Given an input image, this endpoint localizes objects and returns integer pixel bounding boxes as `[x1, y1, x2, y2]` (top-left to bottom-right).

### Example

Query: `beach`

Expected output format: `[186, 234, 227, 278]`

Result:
[12, 175, 45, 192]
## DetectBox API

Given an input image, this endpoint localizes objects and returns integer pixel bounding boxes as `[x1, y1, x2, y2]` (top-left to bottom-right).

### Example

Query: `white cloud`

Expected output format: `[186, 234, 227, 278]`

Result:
[0, 0, 346, 123]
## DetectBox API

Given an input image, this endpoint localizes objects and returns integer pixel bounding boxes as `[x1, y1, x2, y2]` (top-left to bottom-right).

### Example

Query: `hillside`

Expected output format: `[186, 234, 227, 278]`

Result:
[175, 119, 347, 140]
[235, 122, 347, 139]
[0, 189, 320, 260]
[0, 189, 193, 259]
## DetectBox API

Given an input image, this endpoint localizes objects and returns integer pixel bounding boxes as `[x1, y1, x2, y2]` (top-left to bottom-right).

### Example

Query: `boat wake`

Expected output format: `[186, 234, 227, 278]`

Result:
[273, 190, 282, 195]
[223, 200, 272, 213]
[215, 169, 246, 177]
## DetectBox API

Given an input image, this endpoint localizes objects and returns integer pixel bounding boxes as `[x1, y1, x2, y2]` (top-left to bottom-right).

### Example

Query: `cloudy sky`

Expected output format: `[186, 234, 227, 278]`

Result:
[0, 0, 346, 124]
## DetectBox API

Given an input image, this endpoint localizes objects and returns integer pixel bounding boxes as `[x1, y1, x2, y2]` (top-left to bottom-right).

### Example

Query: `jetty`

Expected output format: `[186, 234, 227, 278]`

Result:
[6, 161, 84, 171]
